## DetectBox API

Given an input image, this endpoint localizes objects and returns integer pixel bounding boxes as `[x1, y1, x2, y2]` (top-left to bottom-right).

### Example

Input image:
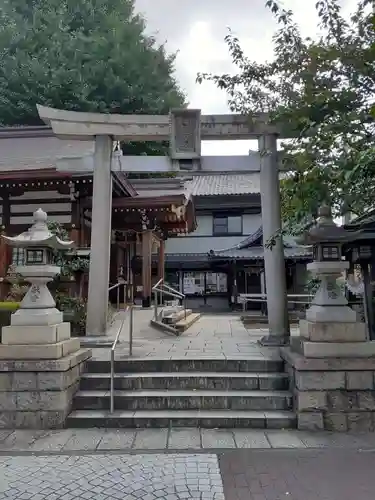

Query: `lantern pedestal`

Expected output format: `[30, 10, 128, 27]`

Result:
[291, 259, 369, 357]
[0, 264, 80, 358]
[0, 209, 91, 430]
[305, 261, 357, 323]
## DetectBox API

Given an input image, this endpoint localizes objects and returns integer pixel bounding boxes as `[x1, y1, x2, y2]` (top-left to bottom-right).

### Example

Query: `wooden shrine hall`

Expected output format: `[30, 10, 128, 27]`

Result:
[0, 126, 196, 307]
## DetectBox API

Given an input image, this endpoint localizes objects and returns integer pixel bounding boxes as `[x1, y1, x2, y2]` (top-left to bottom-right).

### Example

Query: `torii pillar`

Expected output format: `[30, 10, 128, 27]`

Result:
[258, 134, 289, 345]
[37, 104, 113, 336]
[86, 136, 113, 335]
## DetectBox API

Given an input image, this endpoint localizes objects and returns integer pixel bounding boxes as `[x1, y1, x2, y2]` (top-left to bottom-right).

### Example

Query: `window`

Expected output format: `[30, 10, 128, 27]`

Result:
[12, 248, 25, 266]
[213, 215, 242, 235]
[182, 272, 227, 295]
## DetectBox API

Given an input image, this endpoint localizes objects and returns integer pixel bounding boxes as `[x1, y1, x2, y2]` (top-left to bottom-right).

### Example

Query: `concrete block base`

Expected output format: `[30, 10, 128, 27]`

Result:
[0, 348, 91, 429]
[299, 320, 366, 343]
[2, 322, 71, 345]
[291, 337, 375, 358]
[306, 304, 357, 323]
[282, 347, 375, 432]
[10, 308, 63, 327]
[0, 338, 80, 359]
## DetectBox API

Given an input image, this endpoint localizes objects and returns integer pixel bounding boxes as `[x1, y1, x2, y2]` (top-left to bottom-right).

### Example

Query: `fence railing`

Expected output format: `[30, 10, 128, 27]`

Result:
[238, 293, 313, 313]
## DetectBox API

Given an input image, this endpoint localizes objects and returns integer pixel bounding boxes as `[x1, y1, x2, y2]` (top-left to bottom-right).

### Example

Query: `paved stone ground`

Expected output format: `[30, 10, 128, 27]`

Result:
[219, 449, 375, 500]
[0, 453, 224, 500]
[91, 312, 296, 359]
[3, 428, 375, 499]
[3, 428, 375, 453]
[1, 439, 375, 500]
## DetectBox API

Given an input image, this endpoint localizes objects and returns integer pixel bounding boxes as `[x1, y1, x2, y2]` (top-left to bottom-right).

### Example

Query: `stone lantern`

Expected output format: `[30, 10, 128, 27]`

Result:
[0, 209, 91, 430]
[298, 204, 359, 324]
[0, 208, 79, 359]
[282, 205, 375, 432]
[295, 203, 370, 354]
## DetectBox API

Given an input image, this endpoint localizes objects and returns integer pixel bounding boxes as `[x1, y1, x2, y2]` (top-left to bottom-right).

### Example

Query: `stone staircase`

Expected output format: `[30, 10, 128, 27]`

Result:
[67, 357, 296, 429]
[151, 303, 201, 336]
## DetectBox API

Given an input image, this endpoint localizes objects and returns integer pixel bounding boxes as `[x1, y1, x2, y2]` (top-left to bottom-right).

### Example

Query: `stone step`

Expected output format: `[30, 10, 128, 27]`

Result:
[86, 357, 284, 374]
[150, 319, 180, 336]
[66, 409, 296, 429]
[174, 312, 201, 332]
[163, 309, 193, 324]
[73, 389, 292, 411]
[80, 372, 289, 391]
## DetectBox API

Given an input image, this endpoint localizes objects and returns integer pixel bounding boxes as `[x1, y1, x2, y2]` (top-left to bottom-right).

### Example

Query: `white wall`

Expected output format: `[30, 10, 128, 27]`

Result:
[188, 215, 213, 236]
[243, 213, 261, 234]
[165, 212, 262, 254]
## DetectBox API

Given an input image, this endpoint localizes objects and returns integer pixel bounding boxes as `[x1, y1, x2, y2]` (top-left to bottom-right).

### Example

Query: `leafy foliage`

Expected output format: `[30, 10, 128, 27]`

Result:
[0, 0, 186, 155]
[55, 292, 87, 335]
[47, 221, 89, 278]
[0, 301, 19, 310]
[197, 0, 375, 230]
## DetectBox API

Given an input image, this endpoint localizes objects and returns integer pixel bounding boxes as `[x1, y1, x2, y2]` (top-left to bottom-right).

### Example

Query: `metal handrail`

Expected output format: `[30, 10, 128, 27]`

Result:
[162, 283, 184, 298]
[110, 305, 134, 413]
[153, 286, 184, 299]
[238, 293, 313, 315]
[153, 278, 163, 289]
[152, 279, 184, 298]
[108, 280, 128, 311]
[153, 287, 183, 300]
[152, 278, 186, 321]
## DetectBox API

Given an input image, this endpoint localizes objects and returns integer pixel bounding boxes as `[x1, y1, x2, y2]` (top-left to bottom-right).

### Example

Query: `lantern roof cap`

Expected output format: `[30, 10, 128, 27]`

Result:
[297, 204, 360, 245]
[2, 208, 74, 249]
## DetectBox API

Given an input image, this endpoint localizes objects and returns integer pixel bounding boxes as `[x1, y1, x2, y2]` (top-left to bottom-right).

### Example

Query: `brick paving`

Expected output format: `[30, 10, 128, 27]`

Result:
[0, 453, 224, 500]
[219, 449, 375, 500]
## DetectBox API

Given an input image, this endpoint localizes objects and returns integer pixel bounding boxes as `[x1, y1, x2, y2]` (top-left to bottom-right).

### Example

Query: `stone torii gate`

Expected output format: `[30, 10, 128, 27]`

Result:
[37, 105, 290, 345]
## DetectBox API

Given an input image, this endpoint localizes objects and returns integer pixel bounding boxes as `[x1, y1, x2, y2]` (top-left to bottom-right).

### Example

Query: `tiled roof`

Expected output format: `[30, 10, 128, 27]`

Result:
[0, 135, 94, 172]
[211, 246, 312, 260]
[185, 174, 260, 196]
[129, 178, 188, 199]
[211, 226, 312, 260]
[236, 226, 263, 249]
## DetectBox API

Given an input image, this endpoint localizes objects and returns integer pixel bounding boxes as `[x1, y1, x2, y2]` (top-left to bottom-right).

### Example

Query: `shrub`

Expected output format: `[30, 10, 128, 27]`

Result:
[0, 301, 20, 311]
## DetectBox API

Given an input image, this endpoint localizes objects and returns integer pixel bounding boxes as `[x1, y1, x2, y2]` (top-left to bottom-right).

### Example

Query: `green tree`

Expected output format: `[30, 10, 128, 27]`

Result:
[0, 0, 185, 155]
[198, 0, 375, 231]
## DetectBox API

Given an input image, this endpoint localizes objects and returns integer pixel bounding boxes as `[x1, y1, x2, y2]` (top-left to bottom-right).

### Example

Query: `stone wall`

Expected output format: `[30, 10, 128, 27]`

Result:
[282, 347, 375, 432]
[0, 349, 91, 429]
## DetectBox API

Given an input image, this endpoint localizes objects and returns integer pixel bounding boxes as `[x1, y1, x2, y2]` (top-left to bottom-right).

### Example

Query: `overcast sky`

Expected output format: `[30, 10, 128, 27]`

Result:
[134, 0, 357, 155]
